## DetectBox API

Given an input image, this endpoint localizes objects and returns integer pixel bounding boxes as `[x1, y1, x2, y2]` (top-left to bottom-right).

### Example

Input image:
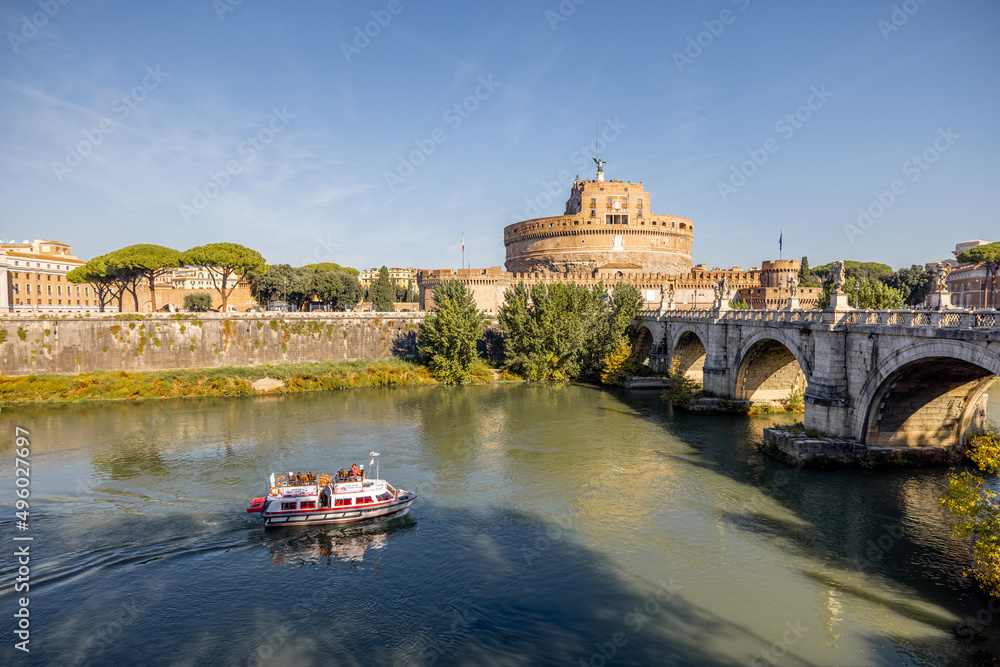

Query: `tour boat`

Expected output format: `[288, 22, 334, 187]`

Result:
[246, 453, 416, 528]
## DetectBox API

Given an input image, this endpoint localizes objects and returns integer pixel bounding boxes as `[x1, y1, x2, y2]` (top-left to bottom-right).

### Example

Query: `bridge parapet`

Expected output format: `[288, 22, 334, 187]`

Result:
[639, 308, 1000, 331]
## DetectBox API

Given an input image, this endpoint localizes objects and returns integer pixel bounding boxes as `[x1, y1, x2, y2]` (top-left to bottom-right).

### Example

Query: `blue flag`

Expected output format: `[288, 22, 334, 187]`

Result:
[779, 232, 783, 253]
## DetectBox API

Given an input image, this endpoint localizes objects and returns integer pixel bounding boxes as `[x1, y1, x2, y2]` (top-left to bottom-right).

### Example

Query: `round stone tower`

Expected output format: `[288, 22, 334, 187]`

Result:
[759, 260, 801, 289]
[503, 171, 693, 275]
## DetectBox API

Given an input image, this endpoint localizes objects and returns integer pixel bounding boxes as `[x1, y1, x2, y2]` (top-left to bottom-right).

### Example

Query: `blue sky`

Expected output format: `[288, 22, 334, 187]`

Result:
[1, 0, 997, 272]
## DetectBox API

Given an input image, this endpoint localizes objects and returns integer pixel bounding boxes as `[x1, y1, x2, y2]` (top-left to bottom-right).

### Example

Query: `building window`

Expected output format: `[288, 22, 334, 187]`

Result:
[26, 284, 30, 295]
[638, 199, 643, 208]
[84, 287, 89, 297]
[590, 198, 596, 207]
[57, 285, 62, 296]
[47, 285, 52, 296]
[590, 210, 596, 218]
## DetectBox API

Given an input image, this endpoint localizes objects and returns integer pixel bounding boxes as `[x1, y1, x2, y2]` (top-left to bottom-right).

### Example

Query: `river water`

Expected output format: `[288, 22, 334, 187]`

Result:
[2, 382, 999, 666]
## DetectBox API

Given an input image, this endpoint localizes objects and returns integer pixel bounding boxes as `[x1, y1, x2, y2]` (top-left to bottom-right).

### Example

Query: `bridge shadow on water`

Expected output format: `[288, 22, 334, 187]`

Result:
[615, 387, 1000, 666]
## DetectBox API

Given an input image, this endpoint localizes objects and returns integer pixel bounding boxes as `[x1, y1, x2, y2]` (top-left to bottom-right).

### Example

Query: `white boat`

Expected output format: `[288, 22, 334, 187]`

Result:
[246, 454, 416, 528]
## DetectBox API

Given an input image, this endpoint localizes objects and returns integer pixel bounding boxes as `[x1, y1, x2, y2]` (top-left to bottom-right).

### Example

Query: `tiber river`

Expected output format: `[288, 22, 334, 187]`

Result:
[2, 382, 1000, 666]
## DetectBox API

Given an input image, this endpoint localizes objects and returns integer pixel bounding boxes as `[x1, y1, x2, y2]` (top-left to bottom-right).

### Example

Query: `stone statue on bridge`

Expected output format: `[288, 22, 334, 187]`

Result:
[788, 274, 799, 297]
[714, 277, 730, 309]
[833, 261, 846, 292]
[659, 285, 674, 311]
[932, 262, 952, 293]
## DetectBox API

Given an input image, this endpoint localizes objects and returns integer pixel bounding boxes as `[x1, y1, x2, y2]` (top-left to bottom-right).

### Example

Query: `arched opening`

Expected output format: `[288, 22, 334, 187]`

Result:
[863, 358, 995, 448]
[672, 331, 706, 384]
[632, 327, 654, 365]
[734, 339, 806, 406]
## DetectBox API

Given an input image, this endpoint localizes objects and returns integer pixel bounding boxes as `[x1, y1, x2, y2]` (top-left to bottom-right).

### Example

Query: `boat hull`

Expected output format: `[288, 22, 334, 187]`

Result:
[261, 493, 416, 528]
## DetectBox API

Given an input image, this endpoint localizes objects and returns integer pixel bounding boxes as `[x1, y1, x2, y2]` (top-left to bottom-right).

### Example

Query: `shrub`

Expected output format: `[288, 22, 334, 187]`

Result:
[663, 358, 700, 408]
[941, 425, 1000, 595]
[184, 292, 213, 311]
[600, 339, 638, 386]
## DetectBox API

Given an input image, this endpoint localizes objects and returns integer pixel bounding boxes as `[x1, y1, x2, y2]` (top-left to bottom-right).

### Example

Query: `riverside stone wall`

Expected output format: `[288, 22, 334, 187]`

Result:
[0, 313, 425, 376]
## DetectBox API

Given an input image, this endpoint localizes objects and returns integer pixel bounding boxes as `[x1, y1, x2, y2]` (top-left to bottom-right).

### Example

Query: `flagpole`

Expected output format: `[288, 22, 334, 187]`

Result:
[462, 231, 465, 270]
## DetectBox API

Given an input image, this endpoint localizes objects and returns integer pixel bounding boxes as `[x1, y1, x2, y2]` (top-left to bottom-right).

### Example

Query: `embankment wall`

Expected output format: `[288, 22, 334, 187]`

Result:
[0, 313, 425, 376]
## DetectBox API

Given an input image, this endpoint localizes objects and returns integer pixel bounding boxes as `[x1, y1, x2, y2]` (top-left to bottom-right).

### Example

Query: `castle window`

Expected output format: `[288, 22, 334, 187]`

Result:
[638, 199, 643, 208]
[590, 198, 596, 207]
[590, 210, 596, 218]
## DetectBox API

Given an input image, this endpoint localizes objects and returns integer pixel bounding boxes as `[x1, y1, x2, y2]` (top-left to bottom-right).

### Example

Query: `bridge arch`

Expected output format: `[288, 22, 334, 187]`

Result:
[732, 330, 810, 406]
[633, 325, 655, 364]
[670, 329, 707, 383]
[853, 340, 1000, 448]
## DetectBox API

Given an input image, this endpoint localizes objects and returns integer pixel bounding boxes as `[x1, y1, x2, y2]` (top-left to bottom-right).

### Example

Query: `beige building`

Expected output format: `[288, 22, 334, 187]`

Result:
[0, 239, 105, 312]
[945, 241, 999, 309]
[360, 267, 419, 292]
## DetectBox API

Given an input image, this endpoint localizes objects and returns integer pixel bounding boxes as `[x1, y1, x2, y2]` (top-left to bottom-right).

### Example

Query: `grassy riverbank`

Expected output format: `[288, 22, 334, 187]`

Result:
[0, 359, 463, 405]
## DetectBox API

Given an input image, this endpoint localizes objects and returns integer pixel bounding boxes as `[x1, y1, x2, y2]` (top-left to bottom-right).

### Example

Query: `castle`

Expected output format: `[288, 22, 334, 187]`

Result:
[418, 162, 819, 313]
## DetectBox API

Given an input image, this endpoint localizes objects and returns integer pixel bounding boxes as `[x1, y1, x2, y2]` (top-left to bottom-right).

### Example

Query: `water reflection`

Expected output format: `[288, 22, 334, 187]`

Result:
[252, 515, 416, 566]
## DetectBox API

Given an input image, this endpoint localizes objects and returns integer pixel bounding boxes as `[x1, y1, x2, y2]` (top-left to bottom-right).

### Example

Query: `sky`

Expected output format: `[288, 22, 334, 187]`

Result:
[1, 0, 997, 273]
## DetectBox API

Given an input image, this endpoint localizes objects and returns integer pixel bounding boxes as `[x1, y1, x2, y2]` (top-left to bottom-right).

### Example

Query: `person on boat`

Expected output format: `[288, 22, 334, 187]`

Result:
[320, 483, 333, 508]
[351, 464, 359, 479]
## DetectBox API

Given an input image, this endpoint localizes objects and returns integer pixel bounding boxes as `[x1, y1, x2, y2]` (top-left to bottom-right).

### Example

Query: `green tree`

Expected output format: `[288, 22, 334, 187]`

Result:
[941, 425, 1000, 596]
[371, 265, 395, 312]
[582, 282, 644, 380]
[798, 256, 820, 287]
[179, 243, 266, 310]
[248, 263, 295, 305]
[498, 281, 641, 382]
[302, 262, 360, 278]
[818, 277, 905, 309]
[184, 292, 213, 311]
[104, 244, 181, 312]
[67, 257, 115, 312]
[312, 271, 363, 310]
[418, 279, 485, 383]
[957, 242, 1000, 308]
[813, 261, 894, 287]
[884, 265, 934, 306]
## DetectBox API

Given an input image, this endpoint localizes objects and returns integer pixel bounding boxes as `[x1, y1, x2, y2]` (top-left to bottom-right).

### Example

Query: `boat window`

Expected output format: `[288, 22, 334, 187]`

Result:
[356, 496, 374, 504]
[334, 498, 352, 507]
[386, 484, 396, 495]
[280, 502, 296, 511]
[300, 501, 316, 510]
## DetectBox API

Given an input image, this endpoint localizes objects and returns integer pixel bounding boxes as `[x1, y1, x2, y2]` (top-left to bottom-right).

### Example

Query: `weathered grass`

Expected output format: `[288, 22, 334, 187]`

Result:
[0, 359, 436, 405]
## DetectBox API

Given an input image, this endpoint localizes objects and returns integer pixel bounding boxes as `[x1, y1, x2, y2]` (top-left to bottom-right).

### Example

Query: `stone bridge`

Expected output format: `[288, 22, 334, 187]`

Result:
[633, 308, 1000, 453]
